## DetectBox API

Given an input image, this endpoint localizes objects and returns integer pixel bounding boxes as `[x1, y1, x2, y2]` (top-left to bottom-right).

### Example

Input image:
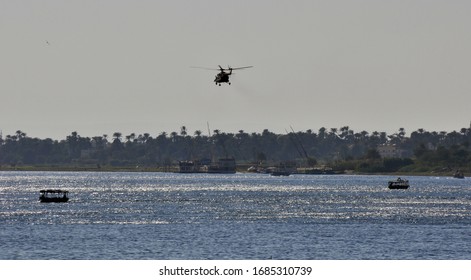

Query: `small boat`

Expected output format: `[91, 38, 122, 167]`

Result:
[388, 178, 409, 189]
[453, 170, 465, 179]
[39, 189, 69, 203]
[270, 170, 291, 176]
[268, 162, 295, 176]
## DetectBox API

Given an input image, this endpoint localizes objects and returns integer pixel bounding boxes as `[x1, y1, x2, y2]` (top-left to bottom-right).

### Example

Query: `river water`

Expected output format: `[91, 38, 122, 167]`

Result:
[1, 171, 470, 259]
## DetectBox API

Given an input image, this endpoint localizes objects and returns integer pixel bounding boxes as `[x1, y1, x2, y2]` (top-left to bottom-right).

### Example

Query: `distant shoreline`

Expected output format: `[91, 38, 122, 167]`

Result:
[0, 165, 464, 178]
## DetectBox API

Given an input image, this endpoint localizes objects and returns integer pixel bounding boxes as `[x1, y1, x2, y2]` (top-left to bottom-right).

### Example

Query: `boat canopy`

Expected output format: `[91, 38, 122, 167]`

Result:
[40, 189, 69, 194]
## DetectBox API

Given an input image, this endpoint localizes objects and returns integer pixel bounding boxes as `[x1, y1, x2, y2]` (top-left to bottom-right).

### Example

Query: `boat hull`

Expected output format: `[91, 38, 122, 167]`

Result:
[388, 185, 409, 190]
[39, 197, 69, 203]
[388, 182, 409, 189]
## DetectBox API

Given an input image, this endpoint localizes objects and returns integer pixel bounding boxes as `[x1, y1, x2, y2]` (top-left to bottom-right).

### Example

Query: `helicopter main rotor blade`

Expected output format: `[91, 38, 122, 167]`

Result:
[229, 66, 254, 70]
[191, 65, 253, 71]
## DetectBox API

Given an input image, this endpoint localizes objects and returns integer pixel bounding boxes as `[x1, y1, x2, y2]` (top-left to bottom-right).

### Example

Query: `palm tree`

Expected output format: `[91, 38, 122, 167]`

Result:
[318, 127, 326, 139]
[92, 136, 106, 149]
[180, 126, 187, 137]
[126, 133, 136, 143]
[399, 128, 406, 138]
[112, 132, 122, 142]
[170, 132, 178, 142]
[339, 126, 349, 139]
[16, 130, 26, 140]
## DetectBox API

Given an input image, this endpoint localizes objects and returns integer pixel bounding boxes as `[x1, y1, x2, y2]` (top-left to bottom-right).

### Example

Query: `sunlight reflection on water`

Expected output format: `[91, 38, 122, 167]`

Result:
[1, 171, 471, 259]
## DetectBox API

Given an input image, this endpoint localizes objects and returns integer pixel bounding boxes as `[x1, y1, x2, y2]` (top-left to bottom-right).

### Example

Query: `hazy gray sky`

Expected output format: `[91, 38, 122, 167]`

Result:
[2, 0, 471, 140]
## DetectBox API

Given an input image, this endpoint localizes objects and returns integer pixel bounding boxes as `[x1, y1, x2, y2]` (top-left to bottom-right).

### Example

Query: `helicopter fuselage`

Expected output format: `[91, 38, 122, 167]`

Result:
[214, 73, 230, 85]
[214, 70, 232, 85]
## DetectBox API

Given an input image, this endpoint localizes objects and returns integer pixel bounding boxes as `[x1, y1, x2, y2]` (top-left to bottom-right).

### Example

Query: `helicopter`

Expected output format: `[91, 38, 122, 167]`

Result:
[192, 65, 253, 86]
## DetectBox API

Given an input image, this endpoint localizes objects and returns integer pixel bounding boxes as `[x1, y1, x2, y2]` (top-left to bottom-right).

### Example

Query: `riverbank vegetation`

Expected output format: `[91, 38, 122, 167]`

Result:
[1, 125, 470, 175]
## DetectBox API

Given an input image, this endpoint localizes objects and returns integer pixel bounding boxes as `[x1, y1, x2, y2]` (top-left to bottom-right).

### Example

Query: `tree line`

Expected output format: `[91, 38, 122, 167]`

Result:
[1, 125, 471, 173]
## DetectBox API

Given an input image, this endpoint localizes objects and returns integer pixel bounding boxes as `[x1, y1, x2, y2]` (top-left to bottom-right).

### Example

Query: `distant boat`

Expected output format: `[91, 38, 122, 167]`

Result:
[268, 161, 296, 176]
[453, 170, 465, 179]
[39, 189, 69, 203]
[270, 170, 291, 176]
[388, 178, 409, 189]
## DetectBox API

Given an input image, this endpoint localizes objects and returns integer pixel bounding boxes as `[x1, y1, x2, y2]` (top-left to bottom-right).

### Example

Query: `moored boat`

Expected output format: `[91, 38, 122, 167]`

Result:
[453, 170, 465, 179]
[270, 170, 291, 176]
[39, 189, 69, 203]
[388, 178, 409, 189]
